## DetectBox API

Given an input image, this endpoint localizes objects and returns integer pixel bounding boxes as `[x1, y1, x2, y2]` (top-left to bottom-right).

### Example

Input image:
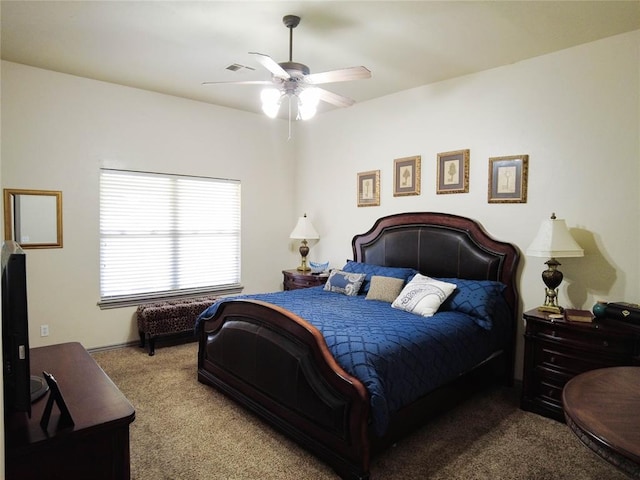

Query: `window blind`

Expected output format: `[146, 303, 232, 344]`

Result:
[99, 169, 241, 306]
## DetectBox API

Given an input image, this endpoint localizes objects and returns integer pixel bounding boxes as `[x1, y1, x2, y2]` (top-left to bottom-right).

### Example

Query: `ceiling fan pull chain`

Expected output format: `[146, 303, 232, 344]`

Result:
[288, 98, 292, 140]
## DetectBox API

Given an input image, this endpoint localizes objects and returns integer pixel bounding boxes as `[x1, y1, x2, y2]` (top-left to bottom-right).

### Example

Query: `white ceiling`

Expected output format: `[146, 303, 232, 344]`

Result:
[2, 1, 639, 117]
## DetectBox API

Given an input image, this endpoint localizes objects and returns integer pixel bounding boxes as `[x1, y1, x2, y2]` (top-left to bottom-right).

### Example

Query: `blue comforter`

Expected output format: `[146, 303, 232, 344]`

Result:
[197, 286, 509, 436]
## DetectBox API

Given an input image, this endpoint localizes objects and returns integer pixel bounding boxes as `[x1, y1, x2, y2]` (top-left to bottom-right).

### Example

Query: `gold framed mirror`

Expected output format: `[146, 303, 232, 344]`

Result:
[3, 189, 63, 249]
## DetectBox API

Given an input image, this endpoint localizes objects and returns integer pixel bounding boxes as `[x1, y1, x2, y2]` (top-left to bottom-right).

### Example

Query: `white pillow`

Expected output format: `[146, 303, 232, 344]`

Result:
[392, 273, 456, 317]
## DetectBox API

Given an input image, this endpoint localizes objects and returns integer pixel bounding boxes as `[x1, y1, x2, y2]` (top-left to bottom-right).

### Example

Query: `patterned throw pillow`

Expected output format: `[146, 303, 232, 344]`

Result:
[323, 270, 367, 296]
[391, 274, 456, 317]
[341, 261, 417, 294]
[365, 275, 406, 303]
[438, 278, 506, 330]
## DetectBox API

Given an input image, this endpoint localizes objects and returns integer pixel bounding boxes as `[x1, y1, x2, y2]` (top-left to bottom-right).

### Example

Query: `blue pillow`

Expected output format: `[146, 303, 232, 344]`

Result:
[341, 261, 417, 294]
[438, 278, 506, 330]
[323, 270, 366, 296]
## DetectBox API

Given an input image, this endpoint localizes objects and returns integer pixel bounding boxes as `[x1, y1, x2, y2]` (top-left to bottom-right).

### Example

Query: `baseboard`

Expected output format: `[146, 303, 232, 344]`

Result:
[87, 340, 140, 354]
[88, 333, 197, 355]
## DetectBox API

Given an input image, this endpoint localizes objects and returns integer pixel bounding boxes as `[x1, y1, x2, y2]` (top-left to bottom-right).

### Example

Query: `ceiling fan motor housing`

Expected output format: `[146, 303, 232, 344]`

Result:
[277, 60, 310, 95]
[279, 61, 310, 77]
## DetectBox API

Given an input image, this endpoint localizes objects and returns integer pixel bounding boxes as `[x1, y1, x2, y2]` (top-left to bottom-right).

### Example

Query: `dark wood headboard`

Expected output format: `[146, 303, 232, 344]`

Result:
[352, 212, 520, 314]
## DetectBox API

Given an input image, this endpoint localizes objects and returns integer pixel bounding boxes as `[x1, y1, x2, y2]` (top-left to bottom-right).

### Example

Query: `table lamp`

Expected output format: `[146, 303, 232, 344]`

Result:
[526, 213, 584, 313]
[289, 214, 319, 272]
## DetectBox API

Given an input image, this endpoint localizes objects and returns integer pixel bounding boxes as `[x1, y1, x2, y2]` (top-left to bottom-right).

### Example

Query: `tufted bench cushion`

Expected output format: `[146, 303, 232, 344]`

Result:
[136, 295, 218, 355]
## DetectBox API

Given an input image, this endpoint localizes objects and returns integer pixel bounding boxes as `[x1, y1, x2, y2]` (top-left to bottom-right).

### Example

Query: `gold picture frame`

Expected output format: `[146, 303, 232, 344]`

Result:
[437, 149, 469, 194]
[3, 188, 63, 248]
[488, 155, 529, 203]
[357, 170, 380, 207]
[393, 156, 421, 196]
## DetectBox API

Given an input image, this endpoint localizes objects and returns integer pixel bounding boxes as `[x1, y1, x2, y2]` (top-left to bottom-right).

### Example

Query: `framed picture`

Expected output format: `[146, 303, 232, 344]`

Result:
[357, 170, 380, 207]
[437, 149, 469, 194]
[488, 155, 529, 203]
[393, 156, 421, 196]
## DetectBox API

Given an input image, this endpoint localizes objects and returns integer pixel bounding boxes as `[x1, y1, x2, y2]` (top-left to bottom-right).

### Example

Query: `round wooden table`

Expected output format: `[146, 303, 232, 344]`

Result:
[563, 367, 640, 479]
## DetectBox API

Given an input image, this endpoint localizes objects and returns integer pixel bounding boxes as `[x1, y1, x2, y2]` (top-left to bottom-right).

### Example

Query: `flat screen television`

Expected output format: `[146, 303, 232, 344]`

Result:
[2, 240, 47, 417]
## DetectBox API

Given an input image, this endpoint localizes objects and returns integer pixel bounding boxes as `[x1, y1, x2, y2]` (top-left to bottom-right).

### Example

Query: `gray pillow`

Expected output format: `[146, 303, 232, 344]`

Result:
[365, 275, 405, 303]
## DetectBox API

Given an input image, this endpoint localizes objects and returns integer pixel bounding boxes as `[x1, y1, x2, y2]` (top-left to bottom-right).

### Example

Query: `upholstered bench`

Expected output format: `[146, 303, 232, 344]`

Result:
[136, 296, 218, 356]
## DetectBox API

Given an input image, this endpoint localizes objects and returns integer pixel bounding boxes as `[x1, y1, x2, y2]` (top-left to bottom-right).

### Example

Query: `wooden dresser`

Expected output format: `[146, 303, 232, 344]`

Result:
[521, 309, 640, 422]
[5, 342, 135, 479]
[282, 269, 328, 290]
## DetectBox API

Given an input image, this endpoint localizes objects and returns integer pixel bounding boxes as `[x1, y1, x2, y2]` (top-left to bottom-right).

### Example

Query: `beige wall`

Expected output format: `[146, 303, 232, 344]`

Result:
[296, 30, 640, 380]
[1, 30, 638, 368]
[2, 27, 638, 477]
[1, 61, 296, 349]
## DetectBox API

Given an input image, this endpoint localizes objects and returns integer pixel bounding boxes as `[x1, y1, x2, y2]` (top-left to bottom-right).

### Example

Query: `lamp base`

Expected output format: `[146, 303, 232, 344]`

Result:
[537, 305, 563, 314]
[297, 240, 310, 272]
[538, 258, 564, 315]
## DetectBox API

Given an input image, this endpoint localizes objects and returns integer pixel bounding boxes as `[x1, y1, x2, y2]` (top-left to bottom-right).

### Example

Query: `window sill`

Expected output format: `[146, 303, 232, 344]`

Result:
[97, 284, 244, 310]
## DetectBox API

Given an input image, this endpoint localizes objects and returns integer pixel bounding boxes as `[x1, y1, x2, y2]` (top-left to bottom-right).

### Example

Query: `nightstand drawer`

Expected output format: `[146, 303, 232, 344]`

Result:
[285, 277, 318, 289]
[530, 322, 634, 358]
[282, 270, 328, 291]
[535, 344, 625, 376]
[531, 373, 565, 405]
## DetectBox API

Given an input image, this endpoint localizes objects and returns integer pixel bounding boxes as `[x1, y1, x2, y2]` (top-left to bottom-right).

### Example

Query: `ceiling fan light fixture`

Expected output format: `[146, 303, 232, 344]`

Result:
[204, 14, 370, 125]
[260, 87, 282, 119]
[298, 88, 320, 120]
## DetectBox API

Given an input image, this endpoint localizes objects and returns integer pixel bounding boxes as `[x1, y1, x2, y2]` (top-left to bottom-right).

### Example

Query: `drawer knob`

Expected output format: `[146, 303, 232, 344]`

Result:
[549, 356, 556, 364]
[603, 340, 609, 347]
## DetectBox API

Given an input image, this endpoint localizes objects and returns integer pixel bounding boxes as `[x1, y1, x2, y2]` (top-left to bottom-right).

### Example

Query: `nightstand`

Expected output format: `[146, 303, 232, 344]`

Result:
[282, 269, 328, 291]
[521, 308, 640, 422]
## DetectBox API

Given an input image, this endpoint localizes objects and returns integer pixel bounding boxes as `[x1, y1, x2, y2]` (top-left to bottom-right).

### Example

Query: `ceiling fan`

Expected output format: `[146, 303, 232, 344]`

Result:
[203, 14, 371, 121]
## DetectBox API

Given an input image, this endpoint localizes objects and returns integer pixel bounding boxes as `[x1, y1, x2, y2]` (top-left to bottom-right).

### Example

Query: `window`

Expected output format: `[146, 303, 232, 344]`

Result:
[99, 169, 241, 307]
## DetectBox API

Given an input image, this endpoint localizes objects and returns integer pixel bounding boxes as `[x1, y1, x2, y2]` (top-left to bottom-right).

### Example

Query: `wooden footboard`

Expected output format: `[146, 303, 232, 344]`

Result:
[197, 299, 372, 480]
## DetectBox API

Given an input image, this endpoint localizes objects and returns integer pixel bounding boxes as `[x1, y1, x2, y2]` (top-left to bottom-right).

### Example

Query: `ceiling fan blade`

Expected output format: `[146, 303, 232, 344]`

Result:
[304, 66, 371, 85]
[202, 80, 273, 86]
[249, 52, 290, 79]
[315, 88, 355, 108]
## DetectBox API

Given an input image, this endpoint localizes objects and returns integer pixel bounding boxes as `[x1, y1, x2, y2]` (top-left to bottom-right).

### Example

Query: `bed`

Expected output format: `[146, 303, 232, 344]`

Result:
[197, 212, 520, 479]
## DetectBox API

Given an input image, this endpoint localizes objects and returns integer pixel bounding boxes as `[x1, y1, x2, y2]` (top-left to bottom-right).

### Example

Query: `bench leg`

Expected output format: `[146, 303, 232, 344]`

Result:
[148, 337, 156, 356]
[139, 330, 146, 348]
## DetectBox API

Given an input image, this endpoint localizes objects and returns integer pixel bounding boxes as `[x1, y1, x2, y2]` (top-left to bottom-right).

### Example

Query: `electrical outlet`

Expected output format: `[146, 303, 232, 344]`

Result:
[40, 325, 49, 337]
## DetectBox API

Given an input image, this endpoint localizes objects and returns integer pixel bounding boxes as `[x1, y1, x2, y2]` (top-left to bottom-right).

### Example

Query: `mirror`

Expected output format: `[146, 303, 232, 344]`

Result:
[3, 189, 63, 249]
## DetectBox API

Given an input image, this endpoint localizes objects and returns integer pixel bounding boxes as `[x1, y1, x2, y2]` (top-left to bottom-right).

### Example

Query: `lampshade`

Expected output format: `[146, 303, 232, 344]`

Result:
[297, 88, 319, 121]
[260, 87, 319, 121]
[261, 88, 282, 119]
[289, 214, 319, 240]
[526, 214, 583, 258]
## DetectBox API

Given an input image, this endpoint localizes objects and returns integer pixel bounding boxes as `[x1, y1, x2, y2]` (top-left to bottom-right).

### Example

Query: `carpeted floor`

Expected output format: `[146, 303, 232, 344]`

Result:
[91, 342, 628, 480]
